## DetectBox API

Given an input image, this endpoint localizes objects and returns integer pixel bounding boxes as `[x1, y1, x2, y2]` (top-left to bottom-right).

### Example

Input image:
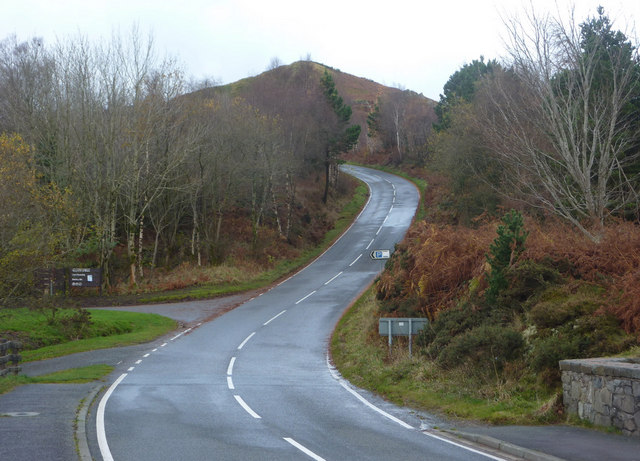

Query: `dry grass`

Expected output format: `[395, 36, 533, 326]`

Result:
[378, 215, 640, 335]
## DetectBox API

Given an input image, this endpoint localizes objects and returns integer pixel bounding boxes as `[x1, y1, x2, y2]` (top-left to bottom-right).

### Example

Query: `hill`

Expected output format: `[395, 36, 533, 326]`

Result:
[195, 61, 437, 161]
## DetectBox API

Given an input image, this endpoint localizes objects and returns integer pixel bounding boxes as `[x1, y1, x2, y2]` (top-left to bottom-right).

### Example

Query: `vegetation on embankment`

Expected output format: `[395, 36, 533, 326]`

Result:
[331, 182, 640, 424]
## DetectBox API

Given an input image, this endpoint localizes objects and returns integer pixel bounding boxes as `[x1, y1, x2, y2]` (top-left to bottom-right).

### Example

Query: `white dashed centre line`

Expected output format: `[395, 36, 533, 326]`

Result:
[349, 254, 362, 266]
[324, 271, 343, 285]
[227, 376, 235, 390]
[234, 395, 261, 419]
[366, 238, 374, 250]
[237, 332, 256, 350]
[227, 357, 236, 376]
[295, 290, 316, 305]
[283, 438, 326, 461]
[263, 310, 287, 326]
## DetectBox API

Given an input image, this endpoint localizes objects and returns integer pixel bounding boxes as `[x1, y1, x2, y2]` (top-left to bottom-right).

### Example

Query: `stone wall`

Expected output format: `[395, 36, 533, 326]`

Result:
[560, 357, 640, 436]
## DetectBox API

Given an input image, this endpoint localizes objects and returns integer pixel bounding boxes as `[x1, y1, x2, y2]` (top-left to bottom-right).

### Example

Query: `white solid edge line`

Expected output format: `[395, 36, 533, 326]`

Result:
[234, 395, 261, 419]
[324, 271, 343, 285]
[227, 357, 236, 376]
[326, 355, 412, 429]
[227, 376, 235, 390]
[421, 431, 508, 461]
[97, 373, 128, 461]
[349, 254, 362, 266]
[237, 332, 256, 350]
[283, 437, 326, 461]
[263, 309, 287, 326]
[326, 356, 507, 460]
[295, 290, 316, 305]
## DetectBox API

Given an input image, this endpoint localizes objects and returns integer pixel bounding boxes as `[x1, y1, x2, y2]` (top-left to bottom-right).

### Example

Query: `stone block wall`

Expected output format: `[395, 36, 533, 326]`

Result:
[560, 357, 640, 436]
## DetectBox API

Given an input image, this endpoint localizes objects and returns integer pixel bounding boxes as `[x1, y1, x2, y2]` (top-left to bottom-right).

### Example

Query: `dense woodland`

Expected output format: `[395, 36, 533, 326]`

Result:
[1, 4, 640, 394]
[0, 30, 388, 299]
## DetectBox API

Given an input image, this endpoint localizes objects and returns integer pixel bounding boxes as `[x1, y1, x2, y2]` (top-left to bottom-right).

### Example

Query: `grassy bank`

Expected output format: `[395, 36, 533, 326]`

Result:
[330, 287, 559, 424]
[0, 364, 114, 395]
[1, 308, 177, 362]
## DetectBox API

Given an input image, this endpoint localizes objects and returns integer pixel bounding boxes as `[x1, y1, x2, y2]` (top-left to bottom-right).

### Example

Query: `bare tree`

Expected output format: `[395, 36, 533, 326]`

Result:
[482, 6, 640, 241]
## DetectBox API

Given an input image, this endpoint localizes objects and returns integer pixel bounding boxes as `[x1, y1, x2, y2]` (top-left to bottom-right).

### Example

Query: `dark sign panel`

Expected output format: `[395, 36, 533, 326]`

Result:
[34, 268, 66, 293]
[70, 268, 102, 288]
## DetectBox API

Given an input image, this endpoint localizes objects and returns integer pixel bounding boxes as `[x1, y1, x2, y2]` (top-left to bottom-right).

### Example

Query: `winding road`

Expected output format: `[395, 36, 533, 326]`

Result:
[94, 165, 505, 461]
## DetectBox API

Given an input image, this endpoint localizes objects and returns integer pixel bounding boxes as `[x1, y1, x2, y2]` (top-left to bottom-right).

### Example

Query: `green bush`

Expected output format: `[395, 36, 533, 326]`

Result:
[437, 324, 524, 369]
[417, 300, 486, 357]
[486, 210, 528, 303]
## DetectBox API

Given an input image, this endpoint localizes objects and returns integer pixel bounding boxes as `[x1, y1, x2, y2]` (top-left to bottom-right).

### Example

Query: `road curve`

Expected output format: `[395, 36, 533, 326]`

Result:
[95, 165, 504, 461]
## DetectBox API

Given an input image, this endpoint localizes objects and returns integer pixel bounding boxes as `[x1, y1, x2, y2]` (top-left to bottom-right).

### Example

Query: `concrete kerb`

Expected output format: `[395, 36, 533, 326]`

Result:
[441, 430, 567, 461]
[76, 383, 104, 461]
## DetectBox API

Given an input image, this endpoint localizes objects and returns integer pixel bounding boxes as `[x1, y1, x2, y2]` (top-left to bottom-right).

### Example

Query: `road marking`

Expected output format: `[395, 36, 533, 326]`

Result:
[152, 348, 158, 352]
[227, 357, 236, 376]
[283, 437, 326, 461]
[324, 271, 343, 285]
[376, 225, 382, 235]
[326, 355, 412, 429]
[349, 254, 362, 266]
[295, 290, 316, 305]
[326, 356, 507, 460]
[390, 204, 394, 212]
[97, 373, 128, 461]
[237, 332, 256, 350]
[234, 395, 261, 419]
[160, 343, 167, 347]
[366, 238, 374, 249]
[421, 431, 508, 461]
[227, 376, 235, 390]
[127, 367, 134, 372]
[383, 215, 389, 224]
[135, 360, 142, 364]
[143, 353, 150, 358]
[264, 310, 287, 326]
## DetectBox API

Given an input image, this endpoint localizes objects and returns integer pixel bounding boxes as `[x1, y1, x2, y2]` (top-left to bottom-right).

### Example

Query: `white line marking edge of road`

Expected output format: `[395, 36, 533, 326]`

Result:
[97, 373, 128, 461]
[325, 355, 507, 461]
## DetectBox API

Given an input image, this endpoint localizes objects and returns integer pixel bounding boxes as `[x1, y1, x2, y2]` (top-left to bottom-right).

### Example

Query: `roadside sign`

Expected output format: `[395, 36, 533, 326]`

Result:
[70, 268, 102, 288]
[370, 249, 391, 260]
[379, 317, 429, 357]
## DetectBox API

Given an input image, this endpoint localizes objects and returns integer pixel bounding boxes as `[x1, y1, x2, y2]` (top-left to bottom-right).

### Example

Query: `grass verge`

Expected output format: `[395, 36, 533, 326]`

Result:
[330, 287, 559, 425]
[2, 308, 177, 362]
[0, 364, 114, 395]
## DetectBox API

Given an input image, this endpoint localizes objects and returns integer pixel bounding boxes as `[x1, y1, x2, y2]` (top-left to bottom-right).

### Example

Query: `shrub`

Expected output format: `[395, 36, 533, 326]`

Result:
[485, 210, 528, 303]
[436, 324, 524, 370]
[418, 300, 487, 357]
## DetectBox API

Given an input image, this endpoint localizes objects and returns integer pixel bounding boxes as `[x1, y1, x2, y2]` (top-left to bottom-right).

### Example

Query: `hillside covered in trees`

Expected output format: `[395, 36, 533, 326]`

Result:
[0, 31, 434, 301]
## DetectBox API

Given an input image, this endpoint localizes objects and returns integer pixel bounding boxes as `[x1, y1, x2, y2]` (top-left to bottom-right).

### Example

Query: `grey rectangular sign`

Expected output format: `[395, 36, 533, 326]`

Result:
[379, 318, 428, 336]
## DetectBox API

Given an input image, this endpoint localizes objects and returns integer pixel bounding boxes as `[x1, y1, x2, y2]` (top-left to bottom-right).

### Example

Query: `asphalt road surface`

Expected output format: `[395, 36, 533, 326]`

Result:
[93, 165, 506, 461]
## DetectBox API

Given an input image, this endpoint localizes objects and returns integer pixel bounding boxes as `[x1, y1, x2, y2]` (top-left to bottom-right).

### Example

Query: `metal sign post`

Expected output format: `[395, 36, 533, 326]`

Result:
[378, 318, 429, 358]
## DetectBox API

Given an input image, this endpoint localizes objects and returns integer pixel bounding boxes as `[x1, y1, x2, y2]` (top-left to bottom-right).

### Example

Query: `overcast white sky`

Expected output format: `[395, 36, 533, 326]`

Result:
[2, 0, 639, 100]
